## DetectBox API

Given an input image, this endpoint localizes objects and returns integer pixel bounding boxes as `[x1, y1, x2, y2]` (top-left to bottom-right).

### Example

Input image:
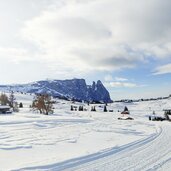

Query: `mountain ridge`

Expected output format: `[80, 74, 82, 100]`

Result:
[0, 78, 112, 103]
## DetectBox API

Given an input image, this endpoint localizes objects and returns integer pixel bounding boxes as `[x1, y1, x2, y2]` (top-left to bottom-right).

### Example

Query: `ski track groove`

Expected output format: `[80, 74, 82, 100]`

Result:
[61, 126, 163, 171]
[16, 123, 171, 171]
[59, 124, 171, 171]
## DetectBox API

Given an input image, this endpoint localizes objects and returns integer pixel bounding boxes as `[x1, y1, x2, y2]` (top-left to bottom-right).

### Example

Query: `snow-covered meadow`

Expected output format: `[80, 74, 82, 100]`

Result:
[0, 93, 171, 170]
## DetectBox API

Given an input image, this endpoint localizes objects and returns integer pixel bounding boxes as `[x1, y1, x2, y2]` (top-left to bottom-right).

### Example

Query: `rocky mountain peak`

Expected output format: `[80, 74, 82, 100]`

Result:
[0, 78, 112, 103]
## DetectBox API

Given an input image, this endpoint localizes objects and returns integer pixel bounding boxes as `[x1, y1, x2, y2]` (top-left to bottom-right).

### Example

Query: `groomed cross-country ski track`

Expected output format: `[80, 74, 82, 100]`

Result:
[18, 123, 171, 171]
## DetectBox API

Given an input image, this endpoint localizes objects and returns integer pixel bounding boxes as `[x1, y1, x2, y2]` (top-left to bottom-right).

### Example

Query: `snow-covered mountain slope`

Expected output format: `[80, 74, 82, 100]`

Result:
[0, 79, 112, 103]
[0, 94, 171, 170]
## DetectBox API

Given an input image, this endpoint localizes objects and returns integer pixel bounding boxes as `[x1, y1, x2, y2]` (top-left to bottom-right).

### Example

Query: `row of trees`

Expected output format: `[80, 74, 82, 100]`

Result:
[70, 105, 108, 112]
[91, 105, 108, 112]
[0, 92, 54, 115]
[0, 92, 19, 112]
[0, 92, 110, 115]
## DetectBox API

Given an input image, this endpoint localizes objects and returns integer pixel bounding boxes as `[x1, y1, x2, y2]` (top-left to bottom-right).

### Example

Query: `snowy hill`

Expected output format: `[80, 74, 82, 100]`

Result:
[0, 79, 112, 103]
[0, 93, 171, 170]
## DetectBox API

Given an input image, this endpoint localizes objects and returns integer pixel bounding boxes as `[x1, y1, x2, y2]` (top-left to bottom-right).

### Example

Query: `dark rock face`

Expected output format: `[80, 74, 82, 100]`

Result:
[88, 80, 112, 103]
[0, 79, 112, 103]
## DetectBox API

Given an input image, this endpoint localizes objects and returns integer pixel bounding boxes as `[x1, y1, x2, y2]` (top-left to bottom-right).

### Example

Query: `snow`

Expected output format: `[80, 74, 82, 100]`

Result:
[0, 93, 171, 170]
[0, 105, 10, 109]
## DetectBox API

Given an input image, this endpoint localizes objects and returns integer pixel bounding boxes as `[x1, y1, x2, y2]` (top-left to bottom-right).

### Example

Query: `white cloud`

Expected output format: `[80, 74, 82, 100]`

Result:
[0, 47, 32, 63]
[115, 77, 128, 82]
[20, 0, 171, 76]
[104, 77, 147, 88]
[105, 82, 137, 88]
[104, 75, 128, 82]
[153, 63, 171, 75]
[104, 75, 113, 82]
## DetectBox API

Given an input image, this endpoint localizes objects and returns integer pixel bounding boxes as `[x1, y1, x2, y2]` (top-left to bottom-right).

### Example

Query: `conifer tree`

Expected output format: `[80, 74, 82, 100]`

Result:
[124, 106, 128, 111]
[91, 106, 96, 112]
[9, 91, 16, 108]
[13, 102, 19, 112]
[19, 102, 23, 108]
[104, 105, 107, 112]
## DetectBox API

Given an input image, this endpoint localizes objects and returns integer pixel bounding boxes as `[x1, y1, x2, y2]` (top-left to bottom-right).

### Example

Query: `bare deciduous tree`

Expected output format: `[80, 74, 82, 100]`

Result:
[0, 93, 9, 105]
[9, 91, 16, 108]
[33, 94, 54, 115]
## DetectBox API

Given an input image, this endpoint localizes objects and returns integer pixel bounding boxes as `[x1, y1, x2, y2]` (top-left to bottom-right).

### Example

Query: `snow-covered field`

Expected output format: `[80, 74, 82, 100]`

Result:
[0, 93, 171, 171]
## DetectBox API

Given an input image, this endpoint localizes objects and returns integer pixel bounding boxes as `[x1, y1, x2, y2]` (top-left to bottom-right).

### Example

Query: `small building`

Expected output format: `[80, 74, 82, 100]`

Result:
[148, 109, 171, 121]
[121, 111, 130, 115]
[121, 106, 130, 115]
[118, 106, 133, 120]
[0, 106, 12, 114]
[164, 109, 171, 121]
[164, 109, 171, 115]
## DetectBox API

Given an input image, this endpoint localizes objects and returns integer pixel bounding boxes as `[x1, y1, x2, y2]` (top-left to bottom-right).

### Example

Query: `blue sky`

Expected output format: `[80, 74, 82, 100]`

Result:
[0, 0, 171, 100]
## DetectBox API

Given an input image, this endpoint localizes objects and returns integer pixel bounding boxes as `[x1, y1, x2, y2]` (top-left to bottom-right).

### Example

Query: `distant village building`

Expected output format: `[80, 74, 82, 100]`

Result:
[0, 106, 11, 114]
[164, 109, 171, 121]
[121, 106, 130, 115]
